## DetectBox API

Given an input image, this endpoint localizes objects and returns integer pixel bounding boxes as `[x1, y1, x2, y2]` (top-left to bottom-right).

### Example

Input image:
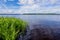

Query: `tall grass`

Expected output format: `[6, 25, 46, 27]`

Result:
[0, 17, 27, 40]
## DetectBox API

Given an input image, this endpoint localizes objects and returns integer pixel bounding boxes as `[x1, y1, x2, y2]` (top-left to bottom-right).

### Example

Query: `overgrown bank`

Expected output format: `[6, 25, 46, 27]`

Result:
[0, 17, 27, 40]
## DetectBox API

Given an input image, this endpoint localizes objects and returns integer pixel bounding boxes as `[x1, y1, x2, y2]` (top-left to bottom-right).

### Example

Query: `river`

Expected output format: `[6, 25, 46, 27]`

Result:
[0, 15, 60, 29]
[0, 15, 60, 40]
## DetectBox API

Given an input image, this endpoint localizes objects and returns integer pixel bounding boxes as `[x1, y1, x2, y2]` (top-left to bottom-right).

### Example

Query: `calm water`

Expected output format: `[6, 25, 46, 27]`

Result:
[0, 15, 60, 29]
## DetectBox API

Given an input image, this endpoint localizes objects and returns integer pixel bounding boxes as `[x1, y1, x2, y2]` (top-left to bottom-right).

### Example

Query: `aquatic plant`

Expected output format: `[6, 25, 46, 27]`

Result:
[0, 17, 27, 40]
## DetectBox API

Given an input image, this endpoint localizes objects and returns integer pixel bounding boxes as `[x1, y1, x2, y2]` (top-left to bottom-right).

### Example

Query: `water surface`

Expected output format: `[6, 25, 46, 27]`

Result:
[0, 15, 60, 29]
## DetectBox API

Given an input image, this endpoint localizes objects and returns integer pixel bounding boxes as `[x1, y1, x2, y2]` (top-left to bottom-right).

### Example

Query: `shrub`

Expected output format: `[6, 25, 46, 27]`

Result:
[0, 17, 27, 40]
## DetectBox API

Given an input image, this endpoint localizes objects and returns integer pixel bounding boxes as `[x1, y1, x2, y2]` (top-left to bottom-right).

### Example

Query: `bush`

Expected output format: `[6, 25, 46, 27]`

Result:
[0, 17, 27, 40]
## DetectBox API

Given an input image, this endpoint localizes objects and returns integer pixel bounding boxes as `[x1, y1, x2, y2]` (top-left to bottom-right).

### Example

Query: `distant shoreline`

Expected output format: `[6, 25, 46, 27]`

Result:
[0, 13, 60, 15]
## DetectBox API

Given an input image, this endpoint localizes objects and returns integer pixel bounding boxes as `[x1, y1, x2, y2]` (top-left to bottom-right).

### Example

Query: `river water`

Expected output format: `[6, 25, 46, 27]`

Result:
[0, 15, 60, 40]
[0, 15, 60, 29]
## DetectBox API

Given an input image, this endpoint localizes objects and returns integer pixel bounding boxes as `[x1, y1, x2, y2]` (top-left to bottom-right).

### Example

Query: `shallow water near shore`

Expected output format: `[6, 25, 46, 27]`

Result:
[0, 15, 60, 40]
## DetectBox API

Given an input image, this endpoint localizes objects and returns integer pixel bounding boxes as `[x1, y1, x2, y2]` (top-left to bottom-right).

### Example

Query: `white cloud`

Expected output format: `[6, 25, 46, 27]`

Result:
[0, 0, 60, 14]
[18, 0, 27, 4]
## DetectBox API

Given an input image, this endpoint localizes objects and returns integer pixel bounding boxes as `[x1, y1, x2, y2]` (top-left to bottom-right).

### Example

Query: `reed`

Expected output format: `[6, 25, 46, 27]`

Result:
[0, 17, 27, 40]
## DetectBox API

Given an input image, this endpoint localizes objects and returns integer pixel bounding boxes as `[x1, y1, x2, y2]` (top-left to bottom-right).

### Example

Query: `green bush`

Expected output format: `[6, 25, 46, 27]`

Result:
[0, 17, 27, 40]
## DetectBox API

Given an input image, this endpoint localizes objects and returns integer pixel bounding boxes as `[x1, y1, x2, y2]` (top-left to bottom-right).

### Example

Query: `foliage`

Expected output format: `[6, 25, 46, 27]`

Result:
[0, 17, 27, 40]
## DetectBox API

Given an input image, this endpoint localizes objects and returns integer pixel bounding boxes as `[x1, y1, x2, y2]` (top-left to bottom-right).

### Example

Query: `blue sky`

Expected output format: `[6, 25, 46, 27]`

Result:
[6, 0, 19, 6]
[0, 0, 60, 13]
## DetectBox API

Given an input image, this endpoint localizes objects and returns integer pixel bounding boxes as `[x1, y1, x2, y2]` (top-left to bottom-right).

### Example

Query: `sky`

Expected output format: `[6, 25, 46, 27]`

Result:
[0, 0, 60, 13]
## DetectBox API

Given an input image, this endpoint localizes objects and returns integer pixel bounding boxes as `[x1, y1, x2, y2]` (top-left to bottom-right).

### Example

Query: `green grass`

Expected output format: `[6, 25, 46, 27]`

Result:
[0, 17, 27, 40]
